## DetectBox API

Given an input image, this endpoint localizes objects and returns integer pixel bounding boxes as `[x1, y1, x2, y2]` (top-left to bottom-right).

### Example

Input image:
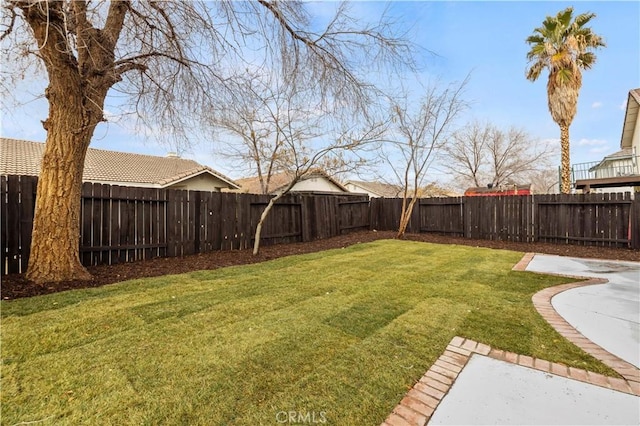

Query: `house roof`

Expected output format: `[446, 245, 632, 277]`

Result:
[0, 138, 240, 189]
[237, 170, 348, 194]
[620, 88, 640, 150]
[603, 147, 633, 161]
[345, 180, 404, 197]
[588, 147, 634, 172]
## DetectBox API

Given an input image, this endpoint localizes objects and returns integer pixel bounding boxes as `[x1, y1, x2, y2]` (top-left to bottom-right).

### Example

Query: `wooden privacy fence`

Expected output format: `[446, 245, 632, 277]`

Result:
[370, 193, 640, 249]
[2, 174, 638, 275]
[1, 175, 369, 274]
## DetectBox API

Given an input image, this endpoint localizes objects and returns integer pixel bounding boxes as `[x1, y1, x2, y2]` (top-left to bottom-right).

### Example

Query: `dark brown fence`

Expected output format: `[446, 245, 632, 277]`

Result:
[371, 193, 640, 249]
[1, 176, 369, 275]
[2, 175, 638, 275]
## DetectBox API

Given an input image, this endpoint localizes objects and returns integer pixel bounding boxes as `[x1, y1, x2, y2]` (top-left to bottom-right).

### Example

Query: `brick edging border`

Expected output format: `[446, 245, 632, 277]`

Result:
[383, 252, 640, 426]
[382, 336, 639, 426]
[511, 253, 640, 391]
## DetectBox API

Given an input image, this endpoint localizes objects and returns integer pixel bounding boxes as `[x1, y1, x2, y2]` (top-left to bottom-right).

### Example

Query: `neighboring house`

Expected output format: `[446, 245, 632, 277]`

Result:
[465, 184, 532, 197]
[344, 180, 403, 198]
[572, 88, 640, 193]
[0, 138, 240, 191]
[345, 180, 456, 198]
[344, 180, 404, 198]
[236, 170, 349, 195]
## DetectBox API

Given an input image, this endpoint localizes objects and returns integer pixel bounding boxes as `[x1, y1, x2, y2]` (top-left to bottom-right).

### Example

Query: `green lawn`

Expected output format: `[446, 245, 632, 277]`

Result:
[1, 240, 615, 425]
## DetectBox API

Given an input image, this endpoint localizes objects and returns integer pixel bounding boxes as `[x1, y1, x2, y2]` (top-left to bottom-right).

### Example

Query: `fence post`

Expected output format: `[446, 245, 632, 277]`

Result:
[6, 176, 21, 273]
[369, 197, 377, 231]
[166, 189, 176, 257]
[193, 190, 201, 253]
[632, 193, 640, 249]
[19, 176, 37, 272]
[0, 176, 6, 275]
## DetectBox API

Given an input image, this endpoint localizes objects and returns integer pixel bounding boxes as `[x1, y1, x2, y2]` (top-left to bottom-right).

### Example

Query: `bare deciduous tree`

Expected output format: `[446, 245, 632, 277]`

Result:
[528, 168, 560, 194]
[250, 119, 387, 255]
[211, 72, 311, 195]
[211, 71, 375, 193]
[381, 80, 467, 238]
[1, 0, 415, 283]
[443, 121, 556, 191]
[209, 69, 386, 255]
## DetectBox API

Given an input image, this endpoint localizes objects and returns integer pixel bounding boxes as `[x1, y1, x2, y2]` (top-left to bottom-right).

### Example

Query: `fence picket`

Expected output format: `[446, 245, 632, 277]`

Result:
[2, 174, 637, 275]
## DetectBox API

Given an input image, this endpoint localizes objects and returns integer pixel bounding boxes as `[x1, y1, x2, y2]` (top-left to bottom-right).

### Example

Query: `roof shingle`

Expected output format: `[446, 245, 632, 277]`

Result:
[0, 138, 239, 188]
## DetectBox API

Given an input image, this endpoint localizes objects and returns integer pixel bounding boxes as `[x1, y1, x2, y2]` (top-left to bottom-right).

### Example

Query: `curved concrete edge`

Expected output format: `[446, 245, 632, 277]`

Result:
[514, 252, 640, 392]
[382, 254, 640, 426]
[381, 336, 639, 426]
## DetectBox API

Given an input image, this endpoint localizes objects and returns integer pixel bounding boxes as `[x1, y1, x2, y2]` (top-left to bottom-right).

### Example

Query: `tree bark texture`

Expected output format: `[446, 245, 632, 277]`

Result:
[27, 124, 93, 283]
[21, 1, 120, 283]
[397, 196, 418, 239]
[253, 192, 286, 255]
[253, 177, 301, 255]
[26, 73, 105, 283]
[559, 124, 571, 194]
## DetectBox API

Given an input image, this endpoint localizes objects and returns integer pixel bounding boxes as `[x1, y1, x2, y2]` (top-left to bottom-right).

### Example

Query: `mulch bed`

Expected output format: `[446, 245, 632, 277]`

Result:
[2, 231, 638, 300]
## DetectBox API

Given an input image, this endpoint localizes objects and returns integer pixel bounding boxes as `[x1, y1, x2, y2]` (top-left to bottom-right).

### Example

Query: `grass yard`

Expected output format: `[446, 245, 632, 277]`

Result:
[1, 240, 616, 425]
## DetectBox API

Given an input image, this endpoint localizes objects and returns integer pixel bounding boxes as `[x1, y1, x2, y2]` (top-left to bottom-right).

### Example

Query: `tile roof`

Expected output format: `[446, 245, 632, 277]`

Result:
[237, 170, 347, 194]
[0, 137, 239, 189]
[236, 172, 290, 194]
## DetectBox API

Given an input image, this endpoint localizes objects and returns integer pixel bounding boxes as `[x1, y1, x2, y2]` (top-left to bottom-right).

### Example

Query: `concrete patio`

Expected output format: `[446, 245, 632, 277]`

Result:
[383, 254, 640, 426]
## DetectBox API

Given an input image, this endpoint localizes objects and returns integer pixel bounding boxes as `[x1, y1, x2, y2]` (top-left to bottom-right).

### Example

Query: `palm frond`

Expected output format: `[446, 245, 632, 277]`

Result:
[554, 67, 581, 87]
[542, 19, 558, 34]
[526, 43, 547, 61]
[557, 7, 574, 29]
[574, 12, 596, 28]
[577, 52, 596, 68]
[526, 35, 545, 44]
[525, 61, 544, 81]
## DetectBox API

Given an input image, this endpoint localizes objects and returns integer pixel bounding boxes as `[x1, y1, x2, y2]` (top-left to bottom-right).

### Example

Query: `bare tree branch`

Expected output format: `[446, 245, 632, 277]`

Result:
[443, 121, 558, 192]
[207, 69, 387, 254]
[1, 0, 417, 281]
[381, 78, 468, 238]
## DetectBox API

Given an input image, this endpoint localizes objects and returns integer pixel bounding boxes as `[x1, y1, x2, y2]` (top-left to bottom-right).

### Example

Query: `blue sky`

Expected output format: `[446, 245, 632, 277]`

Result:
[1, 1, 638, 181]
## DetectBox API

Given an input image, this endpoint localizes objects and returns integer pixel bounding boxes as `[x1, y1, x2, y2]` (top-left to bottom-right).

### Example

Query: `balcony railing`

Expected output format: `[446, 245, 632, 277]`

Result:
[570, 155, 639, 183]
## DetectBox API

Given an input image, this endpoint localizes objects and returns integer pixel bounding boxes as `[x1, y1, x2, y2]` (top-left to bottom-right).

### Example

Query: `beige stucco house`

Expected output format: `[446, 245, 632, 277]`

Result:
[236, 170, 348, 195]
[0, 138, 240, 191]
[344, 180, 403, 198]
[573, 89, 640, 193]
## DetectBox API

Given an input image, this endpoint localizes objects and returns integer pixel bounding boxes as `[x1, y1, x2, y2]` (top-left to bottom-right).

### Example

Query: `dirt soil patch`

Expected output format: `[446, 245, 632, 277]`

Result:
[2, 231, 638, 300]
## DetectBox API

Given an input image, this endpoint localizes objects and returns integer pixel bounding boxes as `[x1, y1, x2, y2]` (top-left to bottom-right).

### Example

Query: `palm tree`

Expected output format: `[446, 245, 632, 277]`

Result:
[525, 7, 605, 194]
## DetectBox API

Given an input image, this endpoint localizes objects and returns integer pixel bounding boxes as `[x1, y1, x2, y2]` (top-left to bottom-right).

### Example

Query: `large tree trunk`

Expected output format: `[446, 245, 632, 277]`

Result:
[25, 75, 102, 284]
[559, 124, 571, 194]
[19, 1, 119, 284]
[26, 132, 93, 283]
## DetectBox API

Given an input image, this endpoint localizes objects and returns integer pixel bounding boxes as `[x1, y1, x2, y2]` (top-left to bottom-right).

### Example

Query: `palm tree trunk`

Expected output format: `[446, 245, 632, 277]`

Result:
[559, 124, 571, 194]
